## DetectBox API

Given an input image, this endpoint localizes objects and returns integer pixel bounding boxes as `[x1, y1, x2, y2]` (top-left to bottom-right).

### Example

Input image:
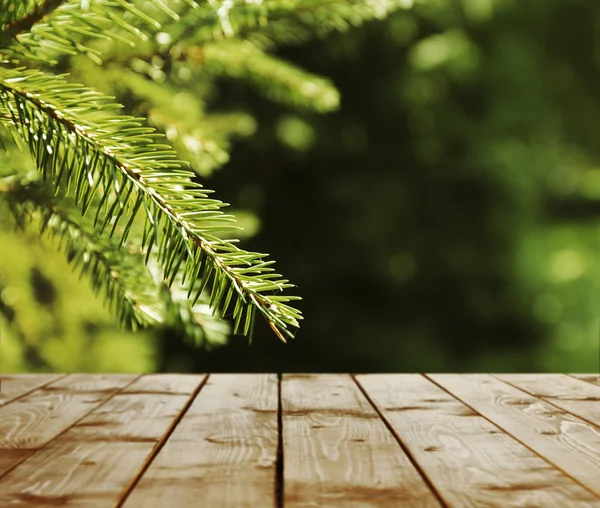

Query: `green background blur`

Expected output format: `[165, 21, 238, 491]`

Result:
[2, 0, 600, 373]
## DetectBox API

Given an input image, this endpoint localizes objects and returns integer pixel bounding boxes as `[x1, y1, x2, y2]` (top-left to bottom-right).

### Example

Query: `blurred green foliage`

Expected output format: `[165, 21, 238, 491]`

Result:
[2, 0, 600, 372]
[198, 0, 600, 372]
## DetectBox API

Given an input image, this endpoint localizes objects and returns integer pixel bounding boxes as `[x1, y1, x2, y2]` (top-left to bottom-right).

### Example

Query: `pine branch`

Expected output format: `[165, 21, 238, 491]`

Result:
[185, 40, 340, 112]
[172, 0, 410, 48]
[97, 67, 255, 175]
[0, 173, 230, 345]
[0, 69, 302, 342]
[155, 266, 230, 346]
[0, 176, 159, 330]
[1, 0, 66, 42]
[96, 39, 339, 113]
[94, 39, 337, 168]
[1, 0, 182, 64]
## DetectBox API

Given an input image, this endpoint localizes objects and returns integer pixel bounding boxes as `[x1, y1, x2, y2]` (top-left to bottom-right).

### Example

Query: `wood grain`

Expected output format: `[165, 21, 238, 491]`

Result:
[357, 374, 600, 507]
[571, 374, 600, 387]
[496, 374, 600, 427]
[122, 374, 279, 508]
[0, 374, 64, 407]
[120, 373, 206, 395]
[1, 373, 599, 506]
[428, 374, 600, 500]
[0, 374, 204, 507]
[0, 374, 136, 478]
[282, 374, 439, 507]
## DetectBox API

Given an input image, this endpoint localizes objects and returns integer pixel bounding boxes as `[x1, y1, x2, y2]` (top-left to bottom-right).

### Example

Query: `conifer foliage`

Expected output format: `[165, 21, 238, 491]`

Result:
[0, 0, 405, 347]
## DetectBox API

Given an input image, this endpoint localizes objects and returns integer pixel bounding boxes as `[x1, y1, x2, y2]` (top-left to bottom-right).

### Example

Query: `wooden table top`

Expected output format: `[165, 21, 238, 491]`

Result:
[0, 374, 599, 507]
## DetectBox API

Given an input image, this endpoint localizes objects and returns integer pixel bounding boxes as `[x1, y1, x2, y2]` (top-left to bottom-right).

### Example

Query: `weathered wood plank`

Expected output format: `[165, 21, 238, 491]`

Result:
[282, 374, 439, 507]
[428, 374, 600, 500]
[0, 374, 204, 507]
[0, 374, 65, 407]
[496, 374, 600, 427]
[122, 374, 279, 508]
[357, 374, 600, 507]
[0, 374, 136, 479]
[571, 374, 600, 387]
[120, 373, 205, 395]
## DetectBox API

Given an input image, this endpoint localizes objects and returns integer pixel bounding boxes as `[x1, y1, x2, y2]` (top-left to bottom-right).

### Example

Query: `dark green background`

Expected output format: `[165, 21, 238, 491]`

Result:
[157, 0, 600, 373]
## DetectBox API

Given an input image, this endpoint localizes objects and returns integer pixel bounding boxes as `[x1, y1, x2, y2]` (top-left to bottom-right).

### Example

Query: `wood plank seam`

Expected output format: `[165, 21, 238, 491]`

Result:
[0, 374, 69, 408]
[276, 373, 283, 508]
[115, 373, 210, 507]
[424, 374, 600, 501]
[0, 374, 142, 482]
[0, 374, 204, 506]
[351, 374, 448, 507]
[122, 374, 279, 507]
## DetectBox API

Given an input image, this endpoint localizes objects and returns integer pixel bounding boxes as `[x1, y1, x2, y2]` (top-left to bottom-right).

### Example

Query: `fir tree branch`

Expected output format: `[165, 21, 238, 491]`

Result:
[170, 0, 410, 48]
[0, 177, 158, 329]
[1, 0, 181, 64]
[0, 174, 230, 345]
[0, 69, 302, 342]
[1, 0, 66, 42]
[100, 39, 339, 113]
[95, 67, 255, 175]
[154, 265, 230, 346]
[190, 40, 339, 112]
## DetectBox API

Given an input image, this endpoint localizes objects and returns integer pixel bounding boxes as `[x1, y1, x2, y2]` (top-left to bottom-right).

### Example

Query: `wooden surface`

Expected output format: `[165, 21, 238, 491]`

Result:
[0, 374, 599, 507]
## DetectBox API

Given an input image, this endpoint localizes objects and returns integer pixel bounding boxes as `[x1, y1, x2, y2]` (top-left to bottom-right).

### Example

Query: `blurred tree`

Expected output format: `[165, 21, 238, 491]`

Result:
[193, 0, 600, 372]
